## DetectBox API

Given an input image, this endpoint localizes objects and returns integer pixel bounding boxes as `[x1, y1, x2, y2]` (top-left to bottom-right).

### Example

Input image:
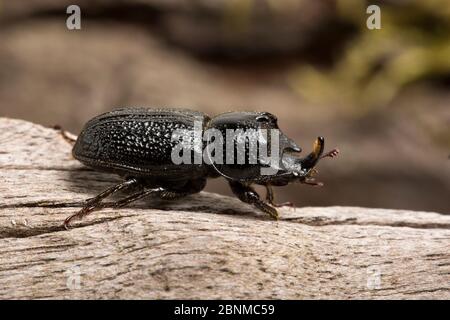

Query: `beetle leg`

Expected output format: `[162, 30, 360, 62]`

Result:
[228, 181, 279, 220]
[302, 178, 324, 187]
[53, 125, 77, 144]
[158, 190, 189, 200]
[265, 185, 295, 208]
[110, 187, 165, 208]
[84, 178, 139, 206]
[64, 177, 208, 229]
[111, 187, 192, 208]
[64, 178, 139, 229]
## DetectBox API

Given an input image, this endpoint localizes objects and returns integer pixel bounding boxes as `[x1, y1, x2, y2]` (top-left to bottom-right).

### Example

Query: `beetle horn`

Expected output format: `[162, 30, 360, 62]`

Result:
[279, 132, 302, 153]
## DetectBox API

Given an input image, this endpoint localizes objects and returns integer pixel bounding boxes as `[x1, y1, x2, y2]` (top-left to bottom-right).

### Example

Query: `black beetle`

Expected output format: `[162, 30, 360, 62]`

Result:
[64, 108, 338, 228]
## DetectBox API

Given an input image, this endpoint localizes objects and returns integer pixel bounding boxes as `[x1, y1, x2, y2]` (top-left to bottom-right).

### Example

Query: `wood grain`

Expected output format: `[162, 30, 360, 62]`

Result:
[0, 117, 449, 299]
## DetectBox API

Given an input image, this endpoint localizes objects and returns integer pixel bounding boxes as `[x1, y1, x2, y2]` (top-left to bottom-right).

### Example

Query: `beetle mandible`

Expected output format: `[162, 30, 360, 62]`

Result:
[63, 108, 339, 228]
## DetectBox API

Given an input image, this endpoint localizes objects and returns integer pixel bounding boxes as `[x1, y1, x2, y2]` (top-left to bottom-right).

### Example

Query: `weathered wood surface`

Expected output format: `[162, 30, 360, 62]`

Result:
[0, 117, 449, 299]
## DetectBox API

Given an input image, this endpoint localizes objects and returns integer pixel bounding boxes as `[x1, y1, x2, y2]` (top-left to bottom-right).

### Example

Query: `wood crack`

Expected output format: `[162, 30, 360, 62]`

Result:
[284, 216, 450, 230]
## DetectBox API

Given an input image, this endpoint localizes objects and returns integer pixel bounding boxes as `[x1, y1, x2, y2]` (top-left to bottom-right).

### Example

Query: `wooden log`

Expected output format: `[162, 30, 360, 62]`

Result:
[0, 117, 449, 299]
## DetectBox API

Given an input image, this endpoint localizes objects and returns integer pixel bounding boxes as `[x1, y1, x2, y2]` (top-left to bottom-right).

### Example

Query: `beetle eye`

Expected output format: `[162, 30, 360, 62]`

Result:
[256, 114, 271, 123]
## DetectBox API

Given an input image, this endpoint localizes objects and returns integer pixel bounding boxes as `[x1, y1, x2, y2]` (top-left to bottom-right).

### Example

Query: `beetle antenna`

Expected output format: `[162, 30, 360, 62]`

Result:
[320, 148, 340, 159]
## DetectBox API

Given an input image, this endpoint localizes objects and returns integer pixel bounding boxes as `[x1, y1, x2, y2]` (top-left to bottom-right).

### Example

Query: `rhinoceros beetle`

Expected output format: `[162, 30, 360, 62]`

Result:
[63, 108, 338, 228]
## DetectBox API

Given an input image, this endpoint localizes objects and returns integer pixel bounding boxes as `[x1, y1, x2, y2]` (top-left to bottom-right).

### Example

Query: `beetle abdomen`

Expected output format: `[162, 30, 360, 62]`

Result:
[73, 108, 209, 178]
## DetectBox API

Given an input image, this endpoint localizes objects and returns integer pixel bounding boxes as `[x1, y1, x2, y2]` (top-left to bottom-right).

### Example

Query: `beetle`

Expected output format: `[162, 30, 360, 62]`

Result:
[63, 108, 338, 228]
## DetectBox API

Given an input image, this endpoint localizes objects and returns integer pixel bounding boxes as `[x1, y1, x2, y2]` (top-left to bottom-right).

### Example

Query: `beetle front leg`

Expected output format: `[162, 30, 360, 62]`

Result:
[228, 181, 279, 220]
[265, 185, 294, 208]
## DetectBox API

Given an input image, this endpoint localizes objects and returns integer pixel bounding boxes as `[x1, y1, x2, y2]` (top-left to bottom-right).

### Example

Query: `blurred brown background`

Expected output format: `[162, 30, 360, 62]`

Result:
[0, 0, 449, 213]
